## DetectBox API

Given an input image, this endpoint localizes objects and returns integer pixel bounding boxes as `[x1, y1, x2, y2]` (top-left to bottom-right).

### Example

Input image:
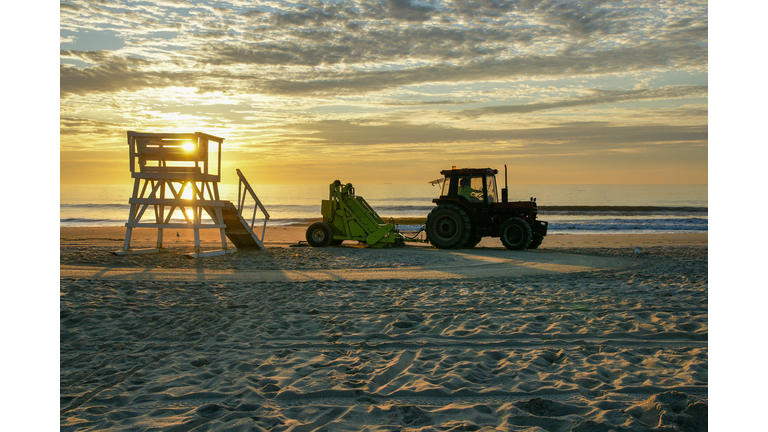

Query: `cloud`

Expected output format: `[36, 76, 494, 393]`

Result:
[194, 23, 527, 67]
[60, 3, 84, 12]
[60, 0, 708, 97]
[60, 55, 169, 96]
[456, 85, 708, 117]
[535, 0, 626, 38]
[270, 5, 347, 27]
[60, 41, 707, 100]
[385, 0, 435, 22]
[252, 40, 706, 96]
[60, 117, 125, 136]
[59, 0, 708, 184]
[379, 99, 476, 106]
[273, 119, 707, 152]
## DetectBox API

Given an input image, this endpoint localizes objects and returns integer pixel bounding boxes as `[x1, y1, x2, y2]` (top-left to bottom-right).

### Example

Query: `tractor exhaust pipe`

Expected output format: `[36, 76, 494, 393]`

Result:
[501, 164, 509, 202]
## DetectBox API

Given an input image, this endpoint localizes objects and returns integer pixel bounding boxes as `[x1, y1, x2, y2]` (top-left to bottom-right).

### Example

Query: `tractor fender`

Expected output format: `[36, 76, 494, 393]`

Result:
[431, 197, 470, 209]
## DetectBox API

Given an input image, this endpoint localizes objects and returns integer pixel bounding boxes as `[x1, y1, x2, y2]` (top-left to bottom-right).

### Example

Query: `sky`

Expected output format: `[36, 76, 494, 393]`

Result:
[59, 0, 708, 185]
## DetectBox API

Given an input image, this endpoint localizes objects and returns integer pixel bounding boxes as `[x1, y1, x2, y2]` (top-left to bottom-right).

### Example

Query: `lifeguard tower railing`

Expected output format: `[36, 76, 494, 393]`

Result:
[217, 169, 270, 249]
[238, 169, 269, 241]
[117, 131, 268, 257]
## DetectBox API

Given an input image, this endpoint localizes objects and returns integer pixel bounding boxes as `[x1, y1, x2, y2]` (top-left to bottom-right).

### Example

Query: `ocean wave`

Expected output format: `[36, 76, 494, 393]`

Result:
[540, 205, 708, 215]
[60, 218, 125, 227]
[59, 216, 708, 233]
[548, 218, 707, 232]
[325, 204, 709, 215]
[60, 203, 128, 209]
[59, 203, 707, 214]
[263, 216, 707, 232]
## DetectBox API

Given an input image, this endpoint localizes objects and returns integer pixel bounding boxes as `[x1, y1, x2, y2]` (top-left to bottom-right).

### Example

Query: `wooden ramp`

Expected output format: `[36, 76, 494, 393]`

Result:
[221, 201, 265, 249]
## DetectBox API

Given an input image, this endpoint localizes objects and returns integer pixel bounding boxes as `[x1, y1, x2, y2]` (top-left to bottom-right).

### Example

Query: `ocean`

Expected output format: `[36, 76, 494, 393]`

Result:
[60, 183, 707, 235]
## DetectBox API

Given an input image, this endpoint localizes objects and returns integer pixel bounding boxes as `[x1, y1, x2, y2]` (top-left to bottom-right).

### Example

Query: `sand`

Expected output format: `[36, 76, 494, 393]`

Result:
[60, 226, 708, 249]
[60, 227, 708, 431]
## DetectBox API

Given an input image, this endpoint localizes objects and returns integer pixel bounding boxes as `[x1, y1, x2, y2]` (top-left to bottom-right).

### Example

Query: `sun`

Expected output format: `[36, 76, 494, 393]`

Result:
[182, 142, 195, 152]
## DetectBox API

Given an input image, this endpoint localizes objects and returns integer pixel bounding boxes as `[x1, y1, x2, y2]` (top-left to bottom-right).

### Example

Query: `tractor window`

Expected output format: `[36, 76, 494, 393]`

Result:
[486, 175, 498, 203]
[440, 177, 452, 197]
[470, 177, 483, 197]
[459, 176, 484, 202]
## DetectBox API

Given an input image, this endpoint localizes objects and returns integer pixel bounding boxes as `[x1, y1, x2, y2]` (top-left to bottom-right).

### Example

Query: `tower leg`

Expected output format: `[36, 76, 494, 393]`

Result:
[157, 179, 165, 250]
[194, 228, 201, 256]
[219, 228, 228, 250]
[123, 227, 133, 252]
[122, 179, 141, 252]
[212, 207, 228, 250]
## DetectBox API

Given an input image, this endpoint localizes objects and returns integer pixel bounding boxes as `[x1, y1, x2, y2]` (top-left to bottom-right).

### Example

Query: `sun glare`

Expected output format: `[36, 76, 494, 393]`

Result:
[181, 183, 193, 200]
[178, 183, 195, 221]
[182, 142, 195, 152]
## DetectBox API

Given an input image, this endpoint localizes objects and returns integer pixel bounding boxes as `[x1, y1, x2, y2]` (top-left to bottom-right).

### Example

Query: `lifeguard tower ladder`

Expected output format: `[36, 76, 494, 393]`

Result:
[116, 131, 269, 258]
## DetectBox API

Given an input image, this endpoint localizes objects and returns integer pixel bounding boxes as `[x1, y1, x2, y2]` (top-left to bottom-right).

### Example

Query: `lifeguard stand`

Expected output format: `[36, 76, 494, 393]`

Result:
[116, 131, 269, 258]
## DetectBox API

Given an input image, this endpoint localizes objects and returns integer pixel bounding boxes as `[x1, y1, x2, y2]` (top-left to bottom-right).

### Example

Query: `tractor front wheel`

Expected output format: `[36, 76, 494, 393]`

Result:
[306, 222, 334, 247]
[500, 218, 533, 250]
[426, 204, 472, 249]
[527, 234, 544, 249]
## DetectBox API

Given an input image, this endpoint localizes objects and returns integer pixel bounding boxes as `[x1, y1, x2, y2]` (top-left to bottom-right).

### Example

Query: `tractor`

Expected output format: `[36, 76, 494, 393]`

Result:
[425, 166, 548, 250]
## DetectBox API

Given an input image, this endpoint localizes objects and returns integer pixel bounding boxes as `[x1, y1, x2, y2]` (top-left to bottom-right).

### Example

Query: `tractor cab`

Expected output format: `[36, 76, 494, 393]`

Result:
[435, 168, 499, 205]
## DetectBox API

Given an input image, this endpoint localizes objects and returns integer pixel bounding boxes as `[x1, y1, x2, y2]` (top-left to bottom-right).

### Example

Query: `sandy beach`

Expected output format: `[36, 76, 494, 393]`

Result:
[60, 227, 707, 431]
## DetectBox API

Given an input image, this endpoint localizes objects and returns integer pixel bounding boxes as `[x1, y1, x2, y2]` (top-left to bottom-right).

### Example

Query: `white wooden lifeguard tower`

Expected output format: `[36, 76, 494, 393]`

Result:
[116, 131, 269, 258]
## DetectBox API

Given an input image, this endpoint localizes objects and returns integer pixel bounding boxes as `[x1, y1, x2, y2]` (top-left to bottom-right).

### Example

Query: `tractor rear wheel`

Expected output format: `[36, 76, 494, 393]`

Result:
[527, 234, 544, 249]
[500, 218, 532, 250]
[306, 222, 334, 247]
[426, 204, 472, 249]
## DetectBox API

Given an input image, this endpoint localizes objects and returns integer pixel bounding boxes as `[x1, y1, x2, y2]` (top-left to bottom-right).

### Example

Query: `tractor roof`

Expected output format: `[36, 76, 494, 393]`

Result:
[440, 168, 498, 176]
